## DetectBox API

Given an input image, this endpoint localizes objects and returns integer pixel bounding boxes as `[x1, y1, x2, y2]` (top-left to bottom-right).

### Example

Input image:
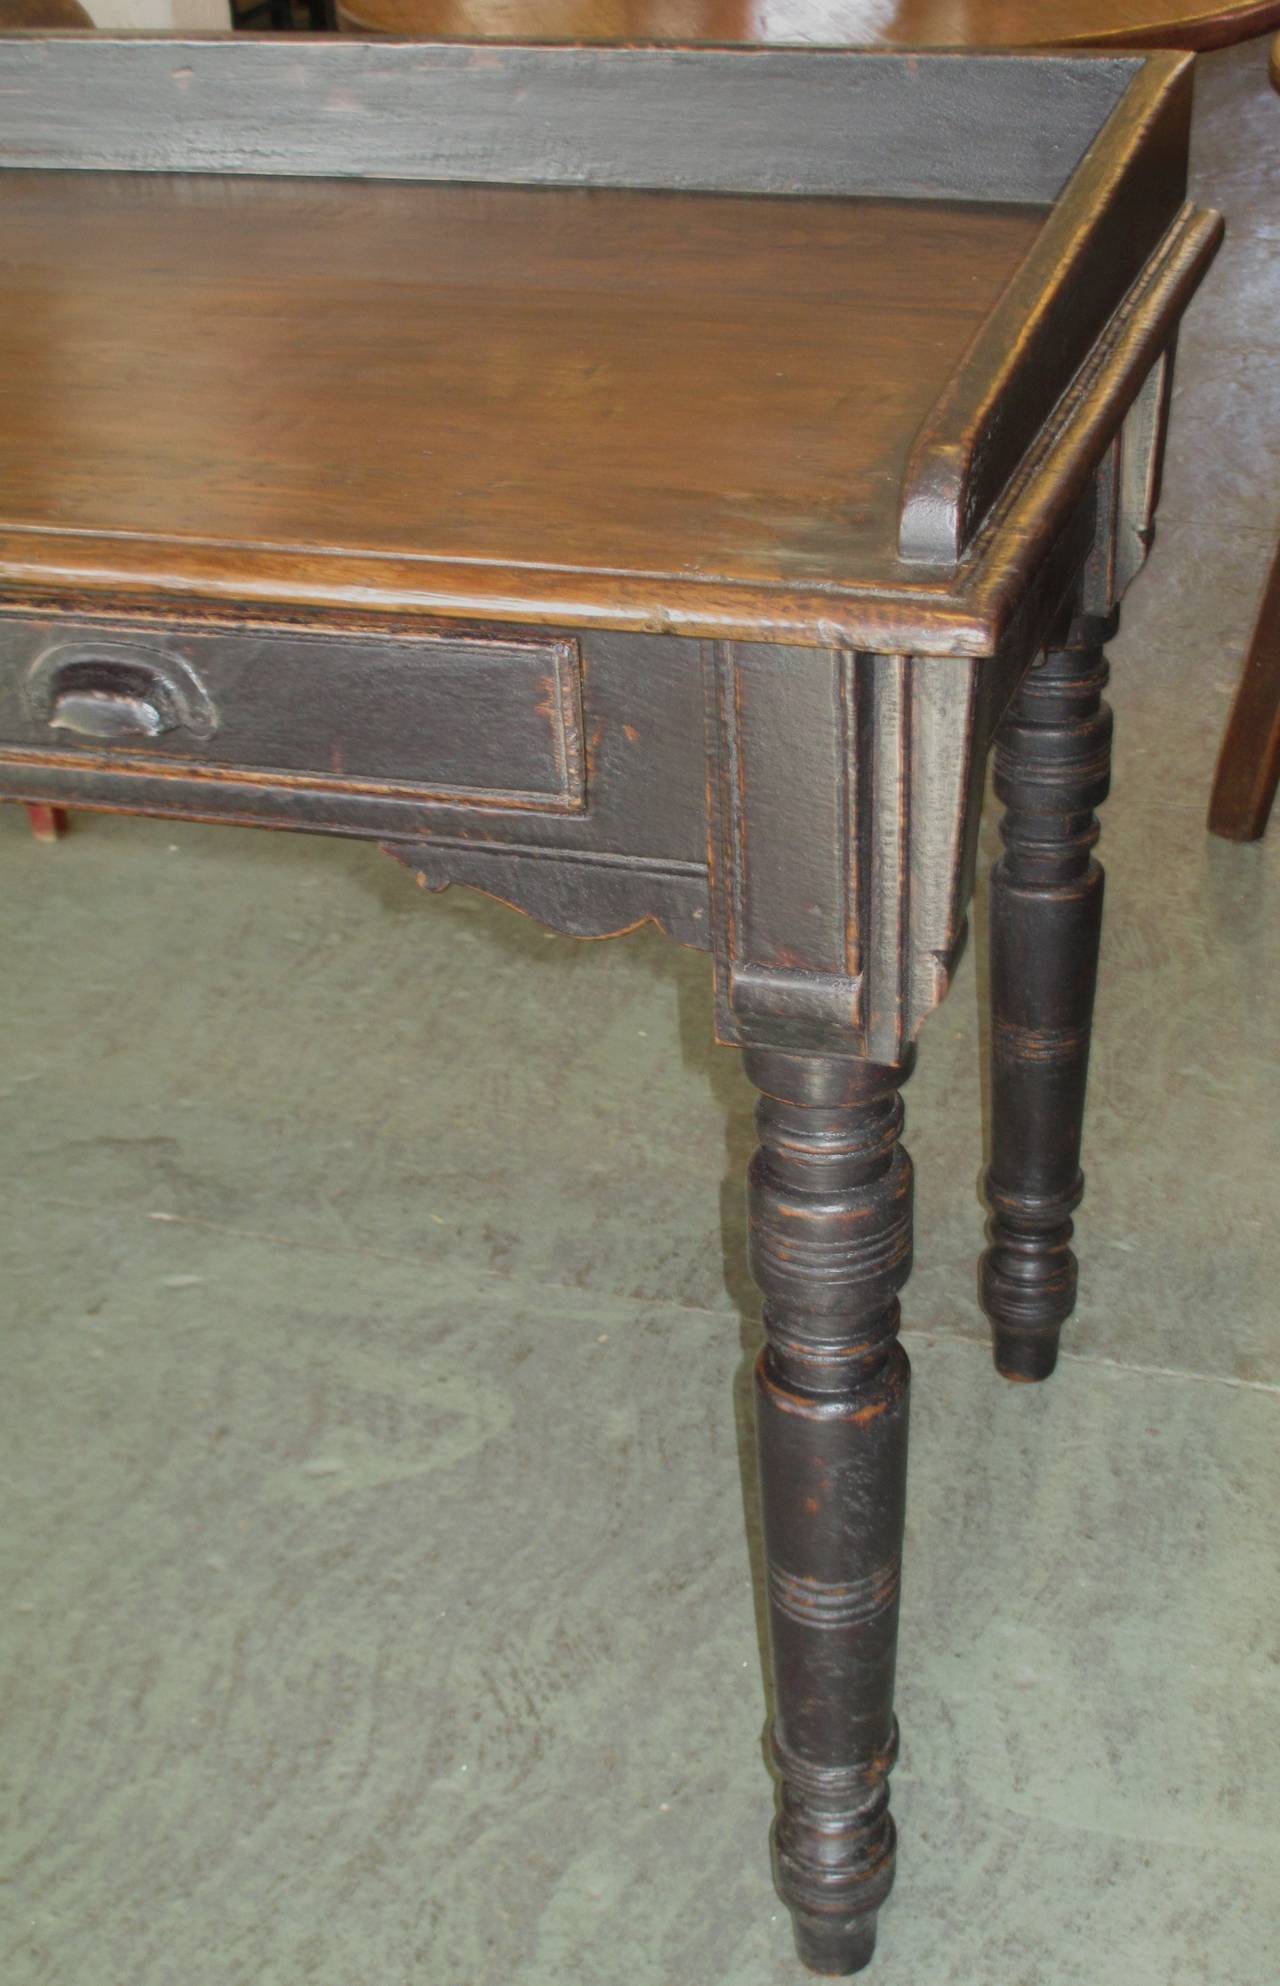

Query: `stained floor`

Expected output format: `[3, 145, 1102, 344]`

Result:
[2, 39, 1279, 1986]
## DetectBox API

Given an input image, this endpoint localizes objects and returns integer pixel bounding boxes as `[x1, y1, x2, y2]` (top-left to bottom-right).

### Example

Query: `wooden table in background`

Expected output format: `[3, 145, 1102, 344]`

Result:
[334, 0, 1280, 51]
[0, 32, 1221, 1979]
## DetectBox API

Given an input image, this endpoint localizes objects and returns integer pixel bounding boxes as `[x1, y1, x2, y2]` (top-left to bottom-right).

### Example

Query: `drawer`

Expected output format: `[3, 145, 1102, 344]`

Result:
[0, 614, 586, 817]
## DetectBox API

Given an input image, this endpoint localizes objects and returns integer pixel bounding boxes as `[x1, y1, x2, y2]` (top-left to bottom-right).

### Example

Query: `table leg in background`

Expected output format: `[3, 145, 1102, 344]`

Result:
[981, 610, 1115, 1380]
[24, 802, 69, 843]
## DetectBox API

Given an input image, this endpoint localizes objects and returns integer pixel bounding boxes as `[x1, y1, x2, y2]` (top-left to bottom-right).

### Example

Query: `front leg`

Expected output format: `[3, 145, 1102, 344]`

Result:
[747, 1047, 912, 1975]
[980, 610, 1114, 1380]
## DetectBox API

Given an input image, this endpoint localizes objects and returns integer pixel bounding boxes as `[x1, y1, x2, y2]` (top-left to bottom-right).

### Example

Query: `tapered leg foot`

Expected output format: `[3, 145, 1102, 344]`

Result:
[981, 611, 1113, 1382]
[791, 1905, 881, 1976]
[746, 1048, 912, 1975]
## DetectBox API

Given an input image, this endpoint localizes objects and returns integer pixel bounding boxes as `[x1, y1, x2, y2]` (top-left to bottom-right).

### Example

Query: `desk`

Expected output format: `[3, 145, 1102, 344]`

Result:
[0, 34, 1220, 1976]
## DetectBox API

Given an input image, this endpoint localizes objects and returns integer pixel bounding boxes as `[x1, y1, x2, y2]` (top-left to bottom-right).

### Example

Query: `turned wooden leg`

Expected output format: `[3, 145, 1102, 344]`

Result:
[25, 803, 69, 843]
[747, 1047, 911, 1976]
[980, 610, 1114, 1382]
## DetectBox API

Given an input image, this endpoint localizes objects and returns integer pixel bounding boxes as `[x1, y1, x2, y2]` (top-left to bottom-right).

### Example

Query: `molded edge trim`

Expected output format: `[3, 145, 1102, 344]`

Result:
[897, 49, 1194, 565]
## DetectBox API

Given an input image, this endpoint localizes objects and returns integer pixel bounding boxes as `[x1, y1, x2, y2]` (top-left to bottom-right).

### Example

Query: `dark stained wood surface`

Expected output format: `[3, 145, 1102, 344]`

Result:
[334, 0, 1280, 51]
[0, 170, 1046, 620]
[1207, 537, 1280, 839]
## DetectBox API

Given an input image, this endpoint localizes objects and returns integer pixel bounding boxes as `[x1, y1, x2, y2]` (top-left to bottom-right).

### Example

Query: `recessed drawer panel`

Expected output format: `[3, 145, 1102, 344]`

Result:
[0, 617, 585, 815]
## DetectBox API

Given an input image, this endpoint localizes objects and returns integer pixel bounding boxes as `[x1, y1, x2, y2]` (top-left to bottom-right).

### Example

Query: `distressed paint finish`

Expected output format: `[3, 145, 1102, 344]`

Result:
[705, 641, 1040, 1066]
[747, 1048, 912, 1976]
[981, 612, 1115, 1381]
[1082, 350, 1175, 618]
[0, 614, 589, 817]
[0, 32, 1223, 1981]
[974, 328, 1178, 1381]
[0, 35, 1138, 202]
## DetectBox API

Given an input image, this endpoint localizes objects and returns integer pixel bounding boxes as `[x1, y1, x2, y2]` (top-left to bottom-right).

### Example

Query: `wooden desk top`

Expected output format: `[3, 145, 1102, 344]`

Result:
[333, 0, 1280, 53]
[0, 35, 1222, 652]
[0, 172, 1043, 628]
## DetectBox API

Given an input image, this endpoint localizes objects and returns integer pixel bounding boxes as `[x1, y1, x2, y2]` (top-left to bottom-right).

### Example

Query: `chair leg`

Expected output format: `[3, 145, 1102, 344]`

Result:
[1208, 536, 1280, 842]
[25, 803, 69, 844]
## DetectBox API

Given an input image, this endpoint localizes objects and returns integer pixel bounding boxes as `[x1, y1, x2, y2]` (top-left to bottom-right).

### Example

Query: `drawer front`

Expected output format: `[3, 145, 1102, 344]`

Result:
[0, 616, 585, 815]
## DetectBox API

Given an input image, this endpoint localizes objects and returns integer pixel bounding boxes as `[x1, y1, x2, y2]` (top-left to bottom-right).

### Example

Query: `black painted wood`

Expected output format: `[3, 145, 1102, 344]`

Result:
[980, 611, 1115, 1381]
[0, 612, 586, 814]
[747, 1047, 912, 1975]
[0, 35, 1136, 201]
[0, 610, 711, 871]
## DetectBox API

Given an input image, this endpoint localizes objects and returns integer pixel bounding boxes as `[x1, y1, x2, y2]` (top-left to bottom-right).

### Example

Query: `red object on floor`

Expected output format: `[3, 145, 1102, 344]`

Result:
[24, 803, 70, 843]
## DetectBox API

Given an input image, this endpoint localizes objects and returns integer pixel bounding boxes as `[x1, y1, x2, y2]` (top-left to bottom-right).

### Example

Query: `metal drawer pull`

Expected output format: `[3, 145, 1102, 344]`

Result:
[49, 688, 170, 741]
[25, 640, 218, 742]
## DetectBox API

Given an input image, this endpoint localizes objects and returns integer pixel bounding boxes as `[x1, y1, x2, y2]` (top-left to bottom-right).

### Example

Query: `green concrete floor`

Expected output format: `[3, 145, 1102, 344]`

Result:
[3, 41, 1279, 1986]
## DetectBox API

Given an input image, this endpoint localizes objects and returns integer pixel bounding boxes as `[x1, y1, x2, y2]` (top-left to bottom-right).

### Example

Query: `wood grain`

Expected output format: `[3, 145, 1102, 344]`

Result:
[0, 37, 1218, 640]
[334, 0, 1280, 53]
[0, 184, 1222, 649]
[0, 170, 1043, 615]
[0, 0, 90, 22]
